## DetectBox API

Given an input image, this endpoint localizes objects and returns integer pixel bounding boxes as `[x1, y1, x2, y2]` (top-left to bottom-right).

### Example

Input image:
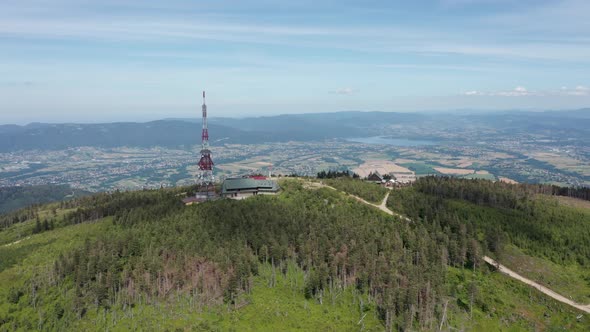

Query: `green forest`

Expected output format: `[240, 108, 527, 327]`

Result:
[0, 178, 589, 331]
[0, 185, 89, 215]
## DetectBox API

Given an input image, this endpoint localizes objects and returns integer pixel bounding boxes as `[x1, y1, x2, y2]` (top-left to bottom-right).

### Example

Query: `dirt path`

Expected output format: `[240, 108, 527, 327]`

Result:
[1, 237, 30, 247]
[350, 191, 394, 215]
[304, 180, 409, 221]
[483, 256, 590, 314]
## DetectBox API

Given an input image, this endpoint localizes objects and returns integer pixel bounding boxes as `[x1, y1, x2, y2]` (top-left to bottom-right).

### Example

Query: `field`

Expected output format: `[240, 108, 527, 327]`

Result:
[398, 161, 439, 176]
[499, 176, 518, 184]
[457, 161, 473, 168]
[2, 133, 589, 191]
[216, 158, 273, 175]
[531, 152, 590, 177]
[353, 160, 413, 178]
[461, 171, 496, 181]
[434, 167, 475, 175]
[430, 168, 497, 180]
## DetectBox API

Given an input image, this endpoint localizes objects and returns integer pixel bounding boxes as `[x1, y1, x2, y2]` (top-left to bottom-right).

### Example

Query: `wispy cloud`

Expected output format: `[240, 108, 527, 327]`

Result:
[378, 63, 492, 72]
[2, 0, 590, 122]
[463, 86, 590, 97]
[559, 86, 590, 96]
[330, 88, 357, 95]
[0, 81, 36, 87]
[1, 7, 590, 62]
[496, 86, 534, 97]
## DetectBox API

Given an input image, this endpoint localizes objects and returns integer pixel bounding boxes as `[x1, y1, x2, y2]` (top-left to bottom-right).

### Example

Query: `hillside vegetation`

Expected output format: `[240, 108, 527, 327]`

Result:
[386, 177, 590, 303]
[323, 177, 389, 204]
[388, 176, 590, 267]
[0, 178, 589, 331]
[0, 185, 89, 215]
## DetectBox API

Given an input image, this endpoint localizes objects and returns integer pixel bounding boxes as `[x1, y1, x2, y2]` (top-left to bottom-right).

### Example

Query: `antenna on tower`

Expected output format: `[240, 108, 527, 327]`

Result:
[197, 90, 215, 198]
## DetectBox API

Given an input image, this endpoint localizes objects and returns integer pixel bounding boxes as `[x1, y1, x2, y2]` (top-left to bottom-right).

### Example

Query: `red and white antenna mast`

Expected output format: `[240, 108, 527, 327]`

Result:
[198, 91, 214, 185]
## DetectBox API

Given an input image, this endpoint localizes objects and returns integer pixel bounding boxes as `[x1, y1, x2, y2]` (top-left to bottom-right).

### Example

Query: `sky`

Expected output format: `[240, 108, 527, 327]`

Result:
[1, 0, 590, 124]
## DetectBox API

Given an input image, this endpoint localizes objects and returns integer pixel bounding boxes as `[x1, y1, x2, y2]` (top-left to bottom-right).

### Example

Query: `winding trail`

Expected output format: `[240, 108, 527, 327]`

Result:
[483, 256, 590, 314]
[303, 179, 590, 314]
[1, 237, 30, 247]
[351, 191, 393, 215]
[305, 181, 392, 212]
[306, 180, 411, 221]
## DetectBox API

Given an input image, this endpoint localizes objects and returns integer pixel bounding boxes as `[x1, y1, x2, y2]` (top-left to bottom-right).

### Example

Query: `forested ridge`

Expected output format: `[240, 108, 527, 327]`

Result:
[0, 185, 89, 215]
[1, 178, 589, 331]
[2, 181, 455, 330]
[391, 177, 590, 266]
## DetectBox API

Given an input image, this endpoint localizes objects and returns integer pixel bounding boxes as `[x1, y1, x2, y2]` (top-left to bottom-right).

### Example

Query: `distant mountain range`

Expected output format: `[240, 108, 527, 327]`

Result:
[0, 121, 269, 152]
[0, 109, 588, 152]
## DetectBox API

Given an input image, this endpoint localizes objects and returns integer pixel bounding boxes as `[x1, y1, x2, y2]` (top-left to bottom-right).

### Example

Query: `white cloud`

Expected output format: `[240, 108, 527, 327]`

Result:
[331, 87, 356, 95]
[495, 86, 534, 97]
[462, 86, 533, 97]
[463, 85, 590, 97]
[463, 90, 484, 96]
[561, 86, 590, 96]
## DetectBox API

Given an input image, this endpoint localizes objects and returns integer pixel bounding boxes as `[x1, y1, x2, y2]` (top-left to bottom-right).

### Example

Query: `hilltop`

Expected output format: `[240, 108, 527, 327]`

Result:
[1, 177, 589, 331]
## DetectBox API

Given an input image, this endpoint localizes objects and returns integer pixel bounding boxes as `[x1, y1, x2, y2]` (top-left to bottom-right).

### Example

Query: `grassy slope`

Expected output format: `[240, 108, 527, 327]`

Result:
[322, 178, 389, 204]
[399, 162, 439, 176]
[462, 195, 590, 303]
[447, 267, 589, 331]
[0, 219, 110, 331]
[388, 185, 590, 302]
[499, 244, 590, 304]
[0, 205, 76, 246]
[553, 195, 590, 210]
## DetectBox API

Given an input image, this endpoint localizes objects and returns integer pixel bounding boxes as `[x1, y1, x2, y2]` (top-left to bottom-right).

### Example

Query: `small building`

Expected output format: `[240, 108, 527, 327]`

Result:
[384, 179, 397, 187]
[221, 178, 280, 199]
[367, 171, 383, 183]
[391, 172, 416, 184]
[182, 190, 218, 205]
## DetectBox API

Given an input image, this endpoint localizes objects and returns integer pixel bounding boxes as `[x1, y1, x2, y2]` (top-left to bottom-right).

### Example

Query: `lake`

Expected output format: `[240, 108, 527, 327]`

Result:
[346, 136, 437, 146]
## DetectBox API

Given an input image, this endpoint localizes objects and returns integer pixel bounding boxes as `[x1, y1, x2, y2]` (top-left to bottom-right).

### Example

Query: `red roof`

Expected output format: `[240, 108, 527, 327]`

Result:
[249, 175, 267, 180]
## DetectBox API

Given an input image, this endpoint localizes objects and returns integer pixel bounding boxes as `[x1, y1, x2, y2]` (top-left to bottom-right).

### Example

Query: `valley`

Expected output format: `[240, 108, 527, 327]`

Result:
[1, 110, 588, 194]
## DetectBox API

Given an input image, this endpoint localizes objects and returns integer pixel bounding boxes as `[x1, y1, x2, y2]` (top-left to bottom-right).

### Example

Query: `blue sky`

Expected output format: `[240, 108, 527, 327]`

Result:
[1, 0, 589, 124]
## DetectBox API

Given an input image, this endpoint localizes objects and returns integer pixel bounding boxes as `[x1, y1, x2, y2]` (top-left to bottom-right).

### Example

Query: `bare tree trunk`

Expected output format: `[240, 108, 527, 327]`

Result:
[439, 300, 448, 332]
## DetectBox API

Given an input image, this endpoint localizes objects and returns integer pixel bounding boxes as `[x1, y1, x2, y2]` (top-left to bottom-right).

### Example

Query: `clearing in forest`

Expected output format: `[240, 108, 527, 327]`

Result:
[353, 160, 413, 178]
[554, 196, 590, 210]
[499, 176, 518, 184]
